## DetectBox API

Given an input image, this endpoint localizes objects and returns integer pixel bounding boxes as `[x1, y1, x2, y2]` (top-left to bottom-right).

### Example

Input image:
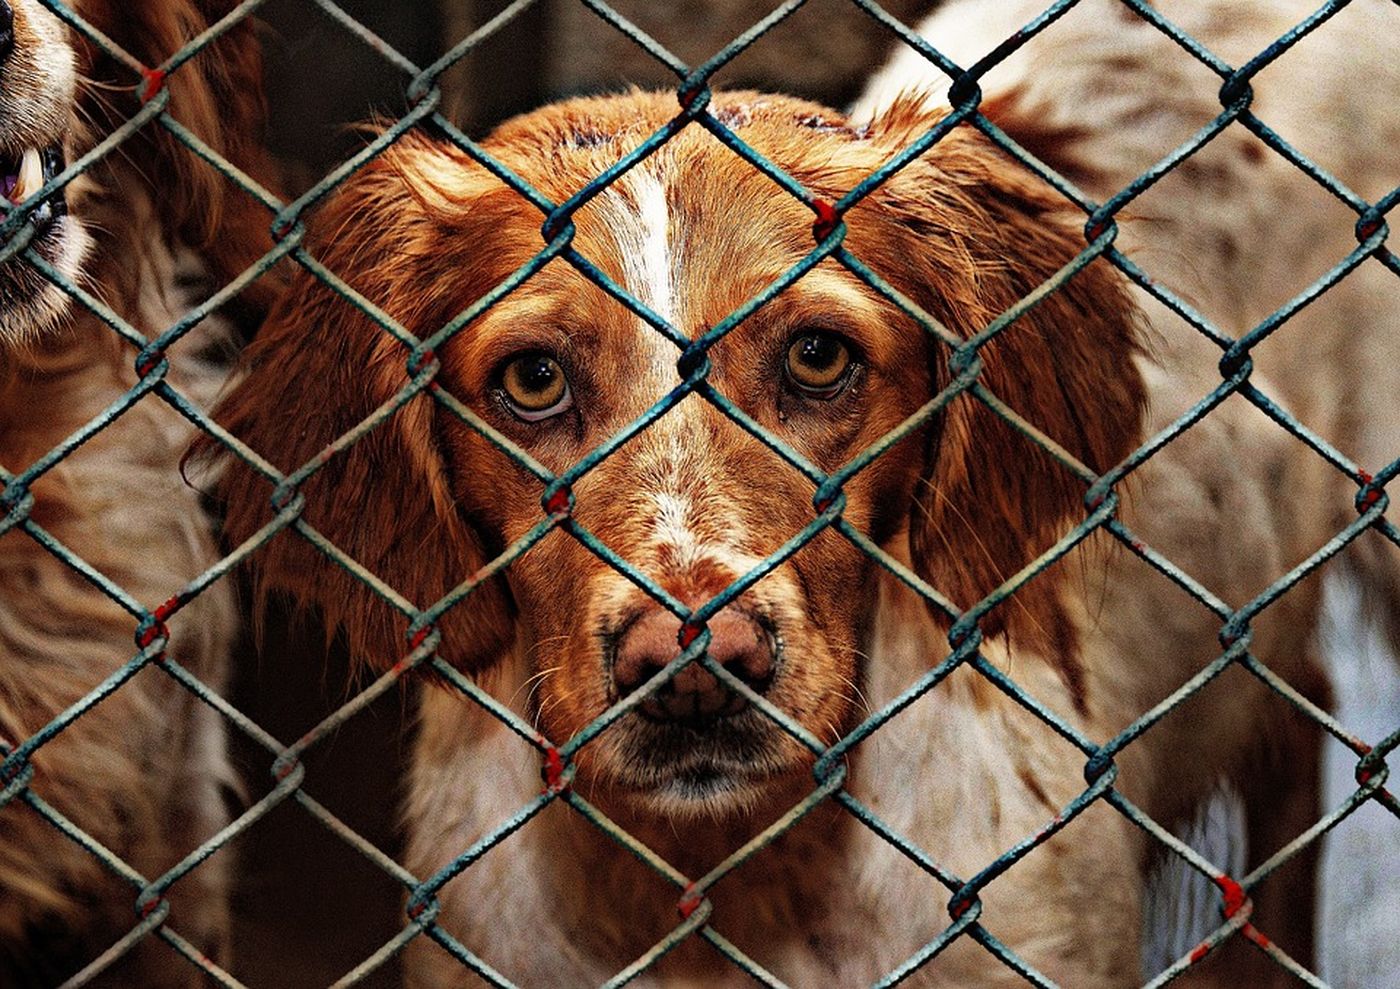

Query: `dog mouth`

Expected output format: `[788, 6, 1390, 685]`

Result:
[610, 709, 792, 813]
[0, 138, 84, 341]
[2, 143, 67, 234]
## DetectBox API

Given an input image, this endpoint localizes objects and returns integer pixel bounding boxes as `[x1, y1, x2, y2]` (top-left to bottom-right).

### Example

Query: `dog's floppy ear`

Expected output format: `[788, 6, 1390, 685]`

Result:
[210, 132, 520, 673]
[865, 113, 1146, 637]
[73, 0, 276, 301]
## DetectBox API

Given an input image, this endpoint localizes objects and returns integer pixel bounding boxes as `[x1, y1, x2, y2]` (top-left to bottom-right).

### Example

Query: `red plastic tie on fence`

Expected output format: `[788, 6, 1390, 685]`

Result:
[409, 625, 435, 651]
[544, 486, 572, 516]
[948, 889, 978, 921]
[542, 746, 569, 794]
[1358, 470, 1383, 510]
[139, 68, 166, 103]
[1085, 214, 1115, 240]
[135, 350, 165, 378]
[1085, 488, 1110, 510]
[273, 755, 300, 783]
[153, 595, 181, 624]
[812, 199, 839, 241]
[1182, 879, 1252, 967]
[1245, 925, 1272, 950]
[136, 619, 169, 651]
[412, 348, 437, 377]
[1215, 875, 1248, 918]
[391, 625, 437, 673]
[677, 883, 703, 919]
[1355, 741, 1375, 784]
[678, 620, 703, 649]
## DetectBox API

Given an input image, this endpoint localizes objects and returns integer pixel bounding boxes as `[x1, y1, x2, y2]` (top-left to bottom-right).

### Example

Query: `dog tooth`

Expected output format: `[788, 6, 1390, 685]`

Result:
[12, 148, 43, 202]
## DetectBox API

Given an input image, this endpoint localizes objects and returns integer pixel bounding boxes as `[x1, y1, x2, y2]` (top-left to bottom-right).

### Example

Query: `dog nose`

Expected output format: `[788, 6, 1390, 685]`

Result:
[0, 3, 13, 63]
[612, 608, 775, 726]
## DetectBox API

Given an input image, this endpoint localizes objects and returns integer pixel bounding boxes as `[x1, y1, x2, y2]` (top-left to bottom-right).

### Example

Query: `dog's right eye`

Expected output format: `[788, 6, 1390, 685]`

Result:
[785, 331, 855, 398]
[499, 352, 573, 421]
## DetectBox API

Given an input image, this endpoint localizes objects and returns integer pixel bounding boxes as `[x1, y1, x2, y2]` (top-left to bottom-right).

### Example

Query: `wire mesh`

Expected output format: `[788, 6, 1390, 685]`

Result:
[0, 0, 1396, 985]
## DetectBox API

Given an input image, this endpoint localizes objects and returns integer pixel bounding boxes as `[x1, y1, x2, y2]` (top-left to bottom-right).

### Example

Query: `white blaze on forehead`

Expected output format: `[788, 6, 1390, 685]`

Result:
[649, 485, 764, 599]
[602, 170, 677, 326]
[652, 491, 699, 563]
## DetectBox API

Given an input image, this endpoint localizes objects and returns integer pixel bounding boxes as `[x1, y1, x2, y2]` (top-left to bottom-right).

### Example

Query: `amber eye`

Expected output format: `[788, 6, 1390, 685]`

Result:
[500, 352, 572, 421]
[785, 332, 854, 397]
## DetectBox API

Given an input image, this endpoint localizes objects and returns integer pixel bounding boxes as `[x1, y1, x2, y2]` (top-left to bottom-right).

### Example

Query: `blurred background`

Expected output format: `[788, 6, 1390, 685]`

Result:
[258, 0, 930, 187]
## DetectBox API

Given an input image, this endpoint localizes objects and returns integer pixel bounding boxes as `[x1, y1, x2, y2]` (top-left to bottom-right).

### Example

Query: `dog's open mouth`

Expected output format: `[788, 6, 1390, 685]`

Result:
[0, 138, 85, 342]
[2, 144, 66, 233]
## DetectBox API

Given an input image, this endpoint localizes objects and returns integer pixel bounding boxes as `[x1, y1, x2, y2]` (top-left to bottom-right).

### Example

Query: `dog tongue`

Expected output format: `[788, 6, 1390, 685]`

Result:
[1, 172, 15, 201]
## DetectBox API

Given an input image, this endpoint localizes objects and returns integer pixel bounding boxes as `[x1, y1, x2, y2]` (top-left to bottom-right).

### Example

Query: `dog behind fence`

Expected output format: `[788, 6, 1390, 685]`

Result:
[1, 0, 1398, 985]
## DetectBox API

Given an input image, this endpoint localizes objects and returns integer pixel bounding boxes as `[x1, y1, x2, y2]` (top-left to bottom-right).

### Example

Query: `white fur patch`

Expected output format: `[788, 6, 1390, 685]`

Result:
[602, 171, 676, 326]
[652, 491, 698, 565]
[633, 174, 673, 322]
[1141, 786, 1247, 975]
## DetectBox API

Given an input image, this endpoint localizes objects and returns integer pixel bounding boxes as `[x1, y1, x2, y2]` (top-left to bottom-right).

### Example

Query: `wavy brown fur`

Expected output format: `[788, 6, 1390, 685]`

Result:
[0, 2, 277, 983]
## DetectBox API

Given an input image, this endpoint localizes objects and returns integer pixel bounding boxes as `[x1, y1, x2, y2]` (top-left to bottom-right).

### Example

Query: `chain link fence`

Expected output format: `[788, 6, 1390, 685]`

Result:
[1, 0, 1397, 985]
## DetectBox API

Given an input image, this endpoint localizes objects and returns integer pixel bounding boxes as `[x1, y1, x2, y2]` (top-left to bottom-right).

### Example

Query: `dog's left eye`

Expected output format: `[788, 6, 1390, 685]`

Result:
[499, 352, 573, 421]
[785, 331, 854, 398]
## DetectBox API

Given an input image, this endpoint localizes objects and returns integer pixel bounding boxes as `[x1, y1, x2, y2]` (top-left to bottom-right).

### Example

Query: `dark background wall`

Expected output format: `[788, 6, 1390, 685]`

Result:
[260, 0, 931, 185]
[228, 2, 932, 985]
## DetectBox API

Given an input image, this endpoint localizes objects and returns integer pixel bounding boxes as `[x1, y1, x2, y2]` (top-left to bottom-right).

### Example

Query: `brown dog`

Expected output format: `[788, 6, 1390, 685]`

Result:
[211, 0, 1395, 983]
[0, 1, 273, 983]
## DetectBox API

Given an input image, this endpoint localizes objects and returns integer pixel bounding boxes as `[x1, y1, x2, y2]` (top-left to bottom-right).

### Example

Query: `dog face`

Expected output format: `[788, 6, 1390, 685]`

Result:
[0, 0, 88, 344]
[431, 131, 937, 812]
[217, 92, 1144, 818]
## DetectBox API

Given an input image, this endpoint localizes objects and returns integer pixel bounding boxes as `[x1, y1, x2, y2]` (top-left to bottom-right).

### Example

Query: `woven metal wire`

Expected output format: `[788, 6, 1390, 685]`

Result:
[0, 0, 1396, 985]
